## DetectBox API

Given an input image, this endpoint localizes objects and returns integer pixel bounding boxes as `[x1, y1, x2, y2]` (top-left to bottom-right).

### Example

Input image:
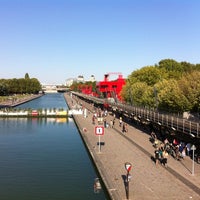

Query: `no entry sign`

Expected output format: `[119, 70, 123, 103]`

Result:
[95, 126, 104, 135]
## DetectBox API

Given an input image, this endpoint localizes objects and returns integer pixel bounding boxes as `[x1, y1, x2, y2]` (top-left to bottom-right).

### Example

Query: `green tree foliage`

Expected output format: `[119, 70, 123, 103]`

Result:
[0, 76, 41, 95]
[70, 81, 97, 94]
[158, 59, 182, 71]
[128, 66, 165, 86]
[70, 81, 79, 92]
[122, 59, 200, 113]
[29, 78, 42, 93]
[157, 59, 185, 79]
[178, 71, 200, 112]
[25, 73, 30, 79]
[121, 79, 155, 107]
[0, 79, 9, 96]
[155, 79, 191, 112]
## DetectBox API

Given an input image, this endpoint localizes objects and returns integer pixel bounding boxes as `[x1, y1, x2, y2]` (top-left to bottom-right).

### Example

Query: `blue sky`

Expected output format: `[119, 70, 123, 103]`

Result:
[0, 0, 200, 84]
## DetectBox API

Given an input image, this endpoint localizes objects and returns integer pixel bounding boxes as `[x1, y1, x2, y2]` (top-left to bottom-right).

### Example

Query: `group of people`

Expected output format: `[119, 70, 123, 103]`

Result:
[154, 143, 169, 167]
[91, 108, 117, 129]
[91, 109, 129, 135]
[153, 131, 193, 167]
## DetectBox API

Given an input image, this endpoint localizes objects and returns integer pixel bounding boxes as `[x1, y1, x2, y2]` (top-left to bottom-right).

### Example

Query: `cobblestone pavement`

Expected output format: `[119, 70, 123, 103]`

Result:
[64, 93, 200, 200]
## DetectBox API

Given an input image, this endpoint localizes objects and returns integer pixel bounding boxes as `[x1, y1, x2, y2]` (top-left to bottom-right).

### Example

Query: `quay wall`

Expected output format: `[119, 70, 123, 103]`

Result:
[0, 94, 44, 108]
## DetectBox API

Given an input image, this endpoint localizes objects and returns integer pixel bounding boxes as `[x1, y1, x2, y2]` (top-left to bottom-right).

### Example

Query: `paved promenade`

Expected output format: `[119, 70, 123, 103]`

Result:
[64, 93, 200, 200]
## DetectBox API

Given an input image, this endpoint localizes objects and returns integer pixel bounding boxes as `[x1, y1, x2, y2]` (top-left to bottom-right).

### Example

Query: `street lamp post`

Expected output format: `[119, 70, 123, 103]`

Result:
[191, 145, 196, 175]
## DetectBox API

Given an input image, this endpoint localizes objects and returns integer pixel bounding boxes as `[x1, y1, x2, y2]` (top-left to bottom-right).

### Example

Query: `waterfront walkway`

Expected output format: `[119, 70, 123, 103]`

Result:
[64, 93, 200, 200]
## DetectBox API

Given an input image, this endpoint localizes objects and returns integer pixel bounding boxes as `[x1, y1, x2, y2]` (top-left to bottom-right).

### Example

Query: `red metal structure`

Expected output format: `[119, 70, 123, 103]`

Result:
[80, 85, 93, 95]
[96, 72, 126, 102]
[79, 72, 126, 102]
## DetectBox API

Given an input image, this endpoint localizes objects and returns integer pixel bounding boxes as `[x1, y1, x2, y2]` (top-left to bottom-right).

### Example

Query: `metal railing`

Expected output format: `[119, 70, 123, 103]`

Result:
[71, 92, 200, 138]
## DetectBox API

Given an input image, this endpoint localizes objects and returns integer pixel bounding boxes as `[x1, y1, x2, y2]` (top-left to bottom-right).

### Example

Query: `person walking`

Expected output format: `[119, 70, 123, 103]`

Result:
[113, 118, 115, 128]
[92, 114, 95, 125]
[119, 117, 122, 127]
[103, 117, 107, 128]
[161, 150, 168, 167]
[110, 119, 113, 128]
[125, 123, 128, 132]
[154, 148, 160, 166]
[122, 122, 126, 133]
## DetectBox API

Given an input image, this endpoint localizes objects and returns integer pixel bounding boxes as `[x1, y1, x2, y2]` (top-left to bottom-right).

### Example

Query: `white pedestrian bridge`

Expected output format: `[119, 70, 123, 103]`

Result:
[42, 84, 69, 93]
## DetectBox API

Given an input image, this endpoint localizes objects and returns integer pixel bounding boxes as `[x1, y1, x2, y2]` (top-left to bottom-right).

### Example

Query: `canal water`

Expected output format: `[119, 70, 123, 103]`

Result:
[0, 93, 109, 200]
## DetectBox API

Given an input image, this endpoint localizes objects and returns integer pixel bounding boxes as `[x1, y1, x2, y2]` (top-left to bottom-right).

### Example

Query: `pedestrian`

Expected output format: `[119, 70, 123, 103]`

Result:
[122, 123, 126, 133]
[125, 123, 128, 132]
[110, 120, 113, 128]
[161, 150, 168, 167]
[119, 117, 122, 127]
[151, 131, 157, 143]
[173, 138, 179, 146]
[154, 148, 160, 165]
[103, 117, 107, 128]
[92, 114, 95, 125]
[113, 113, 116, 121]
[181, 146, 186, 159]
[175, 145, 181, 160]
[186, 143, 191, 156]
[113, 118, 115, 127]
[154, 138, 159, 148]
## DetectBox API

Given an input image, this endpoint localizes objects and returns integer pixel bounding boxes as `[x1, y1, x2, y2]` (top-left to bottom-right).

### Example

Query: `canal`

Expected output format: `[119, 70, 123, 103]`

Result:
[0, 93, 109, 200]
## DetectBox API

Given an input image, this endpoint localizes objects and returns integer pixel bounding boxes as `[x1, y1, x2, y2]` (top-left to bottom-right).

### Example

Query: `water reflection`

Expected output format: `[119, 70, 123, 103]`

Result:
[0, 117, 71, 126]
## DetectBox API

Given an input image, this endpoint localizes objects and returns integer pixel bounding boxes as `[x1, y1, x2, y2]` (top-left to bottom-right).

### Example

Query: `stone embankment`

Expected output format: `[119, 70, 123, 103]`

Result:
[0, 94, 43, 108]
[64, 92, 200, 200]
[0, 94, 82, 117]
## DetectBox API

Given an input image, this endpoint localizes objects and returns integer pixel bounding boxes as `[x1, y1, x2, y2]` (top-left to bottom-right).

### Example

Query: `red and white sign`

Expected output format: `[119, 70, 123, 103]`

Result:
[125, 162, 132, 172]
[95, 126, 104, 135]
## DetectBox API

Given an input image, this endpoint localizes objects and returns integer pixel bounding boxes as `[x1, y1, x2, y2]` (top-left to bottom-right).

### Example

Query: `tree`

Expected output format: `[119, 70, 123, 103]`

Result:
[0, 76, 41, 95]
[179, 71, 200, 112]
[29, 78, 42, 93]
[25, 73, 30, 79]
[123, 59, 200, 113]
[156, 79, 191, 112]
[121, 81, 153, 107]
[157, 59, 184, 79]
[0, 80, 8, 96]
[128, 66, 165, 86]
[8, 78, 19, 94]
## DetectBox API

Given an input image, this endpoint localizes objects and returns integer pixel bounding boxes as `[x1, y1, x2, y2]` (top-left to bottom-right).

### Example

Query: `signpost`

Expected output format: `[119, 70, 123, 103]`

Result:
[95, 126, 104, 153]
[191, 145, 196, 176]
[125, 162, 132, 199]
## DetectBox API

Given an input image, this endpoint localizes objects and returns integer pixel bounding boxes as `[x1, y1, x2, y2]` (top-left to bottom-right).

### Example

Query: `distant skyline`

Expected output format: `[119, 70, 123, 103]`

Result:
[0, 0, 200, 84]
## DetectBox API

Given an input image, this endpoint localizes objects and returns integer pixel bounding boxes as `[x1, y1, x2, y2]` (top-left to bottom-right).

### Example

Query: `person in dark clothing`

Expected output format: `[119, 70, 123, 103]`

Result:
[161, 150, 168, 167]
[122, 123, 126, 133]
[154, 148, 160, 165]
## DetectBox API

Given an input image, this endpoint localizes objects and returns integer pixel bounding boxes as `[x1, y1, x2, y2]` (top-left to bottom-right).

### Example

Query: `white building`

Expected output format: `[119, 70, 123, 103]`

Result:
[65, 75, 96, 86]
[65, 78, 76, 87]
[77, 75, 84, 82]
[89, 75, 96, 82]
